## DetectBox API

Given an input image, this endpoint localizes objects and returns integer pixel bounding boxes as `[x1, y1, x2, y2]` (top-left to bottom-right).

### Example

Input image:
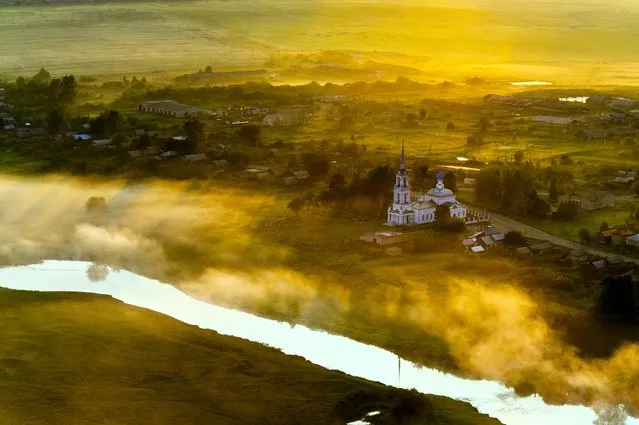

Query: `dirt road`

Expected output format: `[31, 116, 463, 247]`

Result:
[488, 212, 639, 265]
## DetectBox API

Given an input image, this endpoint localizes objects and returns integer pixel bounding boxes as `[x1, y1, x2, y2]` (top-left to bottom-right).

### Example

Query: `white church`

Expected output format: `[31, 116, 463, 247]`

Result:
[387, 142, 467, 226]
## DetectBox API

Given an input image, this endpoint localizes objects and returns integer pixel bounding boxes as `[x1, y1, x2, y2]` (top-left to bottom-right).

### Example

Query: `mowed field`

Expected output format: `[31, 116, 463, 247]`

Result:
[2, 0, 639, 82]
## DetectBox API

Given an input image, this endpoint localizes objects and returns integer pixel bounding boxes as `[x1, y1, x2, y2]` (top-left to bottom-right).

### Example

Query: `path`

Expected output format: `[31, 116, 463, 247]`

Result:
[487, 211, 639, 265]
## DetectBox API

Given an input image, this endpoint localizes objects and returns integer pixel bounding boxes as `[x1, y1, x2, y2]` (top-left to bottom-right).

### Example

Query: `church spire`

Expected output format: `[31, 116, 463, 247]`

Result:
[400, 139, 405, 170]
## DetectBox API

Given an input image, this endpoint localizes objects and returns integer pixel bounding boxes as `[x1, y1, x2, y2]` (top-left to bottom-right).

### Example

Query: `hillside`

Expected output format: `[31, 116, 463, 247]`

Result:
[0, 288, 502, 425]
[2, 0, 639, 83]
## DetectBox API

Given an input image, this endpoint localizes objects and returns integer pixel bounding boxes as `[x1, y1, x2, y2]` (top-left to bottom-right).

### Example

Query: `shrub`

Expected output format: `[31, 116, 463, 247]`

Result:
[555, 202, 579, 220]
[504, 230, 526, 246]
[579, 228, 592, 244]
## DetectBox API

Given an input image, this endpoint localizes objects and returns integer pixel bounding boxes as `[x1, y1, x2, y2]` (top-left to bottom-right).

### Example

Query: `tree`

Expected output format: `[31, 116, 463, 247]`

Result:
[522, 190, 550, 218]
[597, 275, 636, 323]
[504, 230, 526, 246]
[338, 115, 355, 130]
[556, 202, 578, 220]
[237, 125, 261, 146]
[86, 263, 110, 283]
[600, 221, 610, 232]
[53, 75, 77, 104]
[579, 228, 592, 244]
[32, 67, 51, 84]
[205, 65, 212, 73]
[443, 171, 456, 191]
[46, 108, 66, 135]
[16, 76, 25, 88]
[134, 133, 152, 150]
[419, 108, 426, 121]
[446, 122, 455, 131]
[477, 116, 490, 133]
[594, 405, 629, 425]
[183, 119, 205, 154]
[549, 177, 558, 202]
[560, 154, 571, 166]
[466, 134, 483, 145]
[329, 173, 346, 189]
[112, 132, 130, 146]
[85, 196, 107, 213]
[302, 153, 330, 178]
[91, 110, 122, 137]
[514, 150, 524, 164]
[435, 204, 450, 223]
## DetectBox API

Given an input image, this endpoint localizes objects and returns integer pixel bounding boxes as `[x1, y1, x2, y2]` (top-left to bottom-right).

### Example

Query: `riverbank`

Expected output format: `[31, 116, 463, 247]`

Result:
[0, 286, 501, 425]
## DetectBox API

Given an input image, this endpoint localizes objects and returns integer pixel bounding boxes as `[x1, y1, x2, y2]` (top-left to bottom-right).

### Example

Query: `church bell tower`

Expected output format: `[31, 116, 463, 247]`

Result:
[392, 140, 411, 210]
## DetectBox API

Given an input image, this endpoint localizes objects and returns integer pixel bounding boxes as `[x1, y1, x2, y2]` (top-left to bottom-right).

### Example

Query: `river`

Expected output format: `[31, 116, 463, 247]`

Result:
[0, 261, 635, 425]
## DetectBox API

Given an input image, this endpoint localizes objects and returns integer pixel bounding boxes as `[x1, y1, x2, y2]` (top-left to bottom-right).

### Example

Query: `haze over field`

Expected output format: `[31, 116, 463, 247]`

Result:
[0, 174, 636, 414]
[1, 0, 639, 83]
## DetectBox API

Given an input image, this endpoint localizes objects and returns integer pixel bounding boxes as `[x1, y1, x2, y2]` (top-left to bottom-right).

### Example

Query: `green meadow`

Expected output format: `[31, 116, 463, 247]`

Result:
[0, 288, 501, 425]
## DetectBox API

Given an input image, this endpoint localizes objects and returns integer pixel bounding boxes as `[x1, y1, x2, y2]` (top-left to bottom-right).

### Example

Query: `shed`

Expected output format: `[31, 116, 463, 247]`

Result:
[492, 233, 506, 243]
[516, 247, 532, 256]
[184, 153, 208, 162]
[591, 260, 606, 271]
[470, 245, 485, 254]
[160, 150, 178, 158]
[480, 236, 495, 246]
[73, 134, 92, 141]
[212, 159, 229, 169]
[530, 241, 553, 253]
[128, 150, 142, 158]
[483, 225, 499, 236]
[462, 238, 476, 247]
[626, 234, 639, 248]
[92, 139, 113, 146]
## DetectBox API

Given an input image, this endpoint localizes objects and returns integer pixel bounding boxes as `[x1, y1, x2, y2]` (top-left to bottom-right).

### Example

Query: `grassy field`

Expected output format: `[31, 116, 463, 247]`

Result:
[523, 208, 633, 241]
[3, 0, 639, 83]
[0, 287, 502, 425]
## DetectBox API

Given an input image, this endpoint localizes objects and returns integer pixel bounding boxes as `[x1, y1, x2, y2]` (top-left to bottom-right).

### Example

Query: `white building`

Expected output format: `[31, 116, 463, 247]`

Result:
[387, 143, 467, 226]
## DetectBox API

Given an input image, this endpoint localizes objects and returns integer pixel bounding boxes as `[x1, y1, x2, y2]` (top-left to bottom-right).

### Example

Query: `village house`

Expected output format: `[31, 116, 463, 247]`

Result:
[483, 94, 534, 107]
[609, 170, 637, 185]
[531, 116, 585, 132]
[529, 241, 554, 254]
[598, 228, 635, 245]
[138, 100, 215, 118]
[557, 191, 614, 211]
[72, 134, 91, 141]
[184, 153, 208, 162]
[575, 129, 609, 143]
[92, 139, 113, 147]
[16, 127, 47, 139]
[626, 233, 639, 248]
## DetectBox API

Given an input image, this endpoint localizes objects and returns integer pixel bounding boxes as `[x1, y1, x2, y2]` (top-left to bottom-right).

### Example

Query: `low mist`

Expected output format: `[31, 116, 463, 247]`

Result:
[1, 173, 638, 415]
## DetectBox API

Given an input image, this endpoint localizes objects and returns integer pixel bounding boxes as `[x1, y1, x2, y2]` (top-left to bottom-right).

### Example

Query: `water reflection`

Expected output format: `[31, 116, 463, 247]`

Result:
[560, 96, 589, 103]
[0, 261, 634, 425]
[510, 81, 553, 86]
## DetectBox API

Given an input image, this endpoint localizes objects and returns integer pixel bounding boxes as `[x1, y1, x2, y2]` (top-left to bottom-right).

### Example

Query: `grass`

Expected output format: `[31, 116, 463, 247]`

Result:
[520, 207, 635, 241]
[4, 0, 639, 84]
[0, 287, 502, 425]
